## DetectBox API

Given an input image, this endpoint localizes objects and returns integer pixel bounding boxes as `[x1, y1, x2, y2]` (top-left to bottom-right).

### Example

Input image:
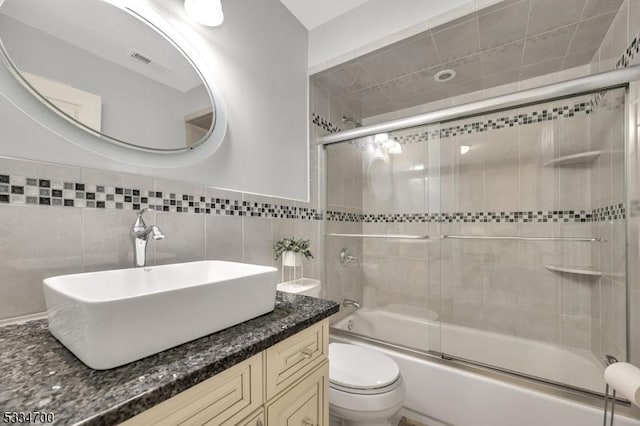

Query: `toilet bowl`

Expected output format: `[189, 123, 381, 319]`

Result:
[329, 343, 405, 426]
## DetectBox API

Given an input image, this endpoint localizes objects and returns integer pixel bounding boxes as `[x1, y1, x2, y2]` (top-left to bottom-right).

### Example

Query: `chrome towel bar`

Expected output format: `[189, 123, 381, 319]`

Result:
[442, 235, 604, 242]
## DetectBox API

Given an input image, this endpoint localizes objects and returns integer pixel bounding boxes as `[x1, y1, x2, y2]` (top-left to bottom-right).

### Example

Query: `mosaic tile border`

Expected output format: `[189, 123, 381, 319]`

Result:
[616, 29, 640, 69]
[592, 204, 626, 222]
[327, 205, 625, 224]
[0, 174, 624, 223]
[314, 98, 613, 147]
[0, 174, 322, 220]
[392, 101, 594, 145]
[311, 113, 340, 134]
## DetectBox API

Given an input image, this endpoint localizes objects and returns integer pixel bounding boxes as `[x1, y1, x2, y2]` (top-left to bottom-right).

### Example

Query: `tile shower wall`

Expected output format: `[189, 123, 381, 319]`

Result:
[322, 90, 627, 356]
[0, 155, 324, 321]
[312, 80, 365, 319]
[590, 0, 640, 72]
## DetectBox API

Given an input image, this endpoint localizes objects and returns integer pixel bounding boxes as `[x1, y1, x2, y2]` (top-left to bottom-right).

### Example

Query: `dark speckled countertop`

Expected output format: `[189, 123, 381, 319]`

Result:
[0, 292, 339, 425]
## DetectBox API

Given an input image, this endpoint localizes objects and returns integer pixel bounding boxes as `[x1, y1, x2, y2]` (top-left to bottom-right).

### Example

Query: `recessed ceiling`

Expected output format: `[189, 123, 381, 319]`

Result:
[312, 0, 624, 119]
[279, 0, 370, 30]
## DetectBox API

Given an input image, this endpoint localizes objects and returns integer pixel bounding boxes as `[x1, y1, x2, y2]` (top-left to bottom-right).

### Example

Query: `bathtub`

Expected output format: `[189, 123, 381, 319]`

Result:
[331, 307, 640, 426]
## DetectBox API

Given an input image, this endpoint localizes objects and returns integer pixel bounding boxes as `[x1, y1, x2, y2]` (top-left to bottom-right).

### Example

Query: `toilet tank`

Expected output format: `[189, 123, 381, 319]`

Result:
[277, 278, 321, 298]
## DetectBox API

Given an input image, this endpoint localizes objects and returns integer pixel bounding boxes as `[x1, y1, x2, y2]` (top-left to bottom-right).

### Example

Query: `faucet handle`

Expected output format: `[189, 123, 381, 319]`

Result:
[133, 207, 153, 228]
[137, 207, 154, 217]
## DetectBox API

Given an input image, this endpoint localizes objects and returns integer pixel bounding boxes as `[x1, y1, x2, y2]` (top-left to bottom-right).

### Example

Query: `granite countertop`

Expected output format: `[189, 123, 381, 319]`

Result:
[0, 292, 339, 425]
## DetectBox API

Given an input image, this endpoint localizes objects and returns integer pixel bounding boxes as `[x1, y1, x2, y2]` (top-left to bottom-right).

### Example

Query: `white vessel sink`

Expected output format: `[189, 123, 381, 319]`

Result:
[43, 260, 278, 369]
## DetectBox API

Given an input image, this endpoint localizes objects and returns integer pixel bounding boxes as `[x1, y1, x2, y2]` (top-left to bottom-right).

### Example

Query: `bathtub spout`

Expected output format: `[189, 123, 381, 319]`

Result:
[343, 299, 361, 309]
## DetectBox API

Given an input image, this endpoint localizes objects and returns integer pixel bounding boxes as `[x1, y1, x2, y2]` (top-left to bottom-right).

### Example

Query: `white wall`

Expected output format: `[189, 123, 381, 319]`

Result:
[0, 0, 309, 200]
[308, 0, 499, 71]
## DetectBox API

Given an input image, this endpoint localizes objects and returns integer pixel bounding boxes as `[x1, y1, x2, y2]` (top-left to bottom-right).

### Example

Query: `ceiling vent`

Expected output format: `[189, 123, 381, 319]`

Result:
[128, 50, 169, 74]
[129, 51, 152, 65]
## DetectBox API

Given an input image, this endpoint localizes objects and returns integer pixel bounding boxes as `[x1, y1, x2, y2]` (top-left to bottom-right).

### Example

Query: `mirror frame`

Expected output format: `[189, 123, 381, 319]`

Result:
[0, 0, 227, 167]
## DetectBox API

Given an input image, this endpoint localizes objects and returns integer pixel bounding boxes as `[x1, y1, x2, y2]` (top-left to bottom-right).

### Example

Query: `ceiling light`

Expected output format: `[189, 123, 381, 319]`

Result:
[184, 0, 224, 27]
[460, 145, 470, 155]
[434, 69, 456, 83]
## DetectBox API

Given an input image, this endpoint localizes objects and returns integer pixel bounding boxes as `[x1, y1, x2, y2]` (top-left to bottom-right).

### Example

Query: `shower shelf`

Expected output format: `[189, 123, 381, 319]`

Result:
[544, 264, 602, 277]
[543, 151, 601, 167]
[326, 233, 429, 240]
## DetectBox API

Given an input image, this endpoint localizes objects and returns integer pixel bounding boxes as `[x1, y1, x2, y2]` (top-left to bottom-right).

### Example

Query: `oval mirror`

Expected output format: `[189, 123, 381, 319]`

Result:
[0, 0, 218, 153]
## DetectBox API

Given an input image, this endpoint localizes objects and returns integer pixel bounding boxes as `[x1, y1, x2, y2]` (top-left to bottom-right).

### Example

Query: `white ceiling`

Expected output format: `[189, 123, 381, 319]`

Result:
[1, 0, 204, 93]
[279, 0, 370, 30]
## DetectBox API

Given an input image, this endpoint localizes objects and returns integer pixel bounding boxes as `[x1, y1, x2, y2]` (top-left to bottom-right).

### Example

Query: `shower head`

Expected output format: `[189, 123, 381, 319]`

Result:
[342, 115, 362, 128]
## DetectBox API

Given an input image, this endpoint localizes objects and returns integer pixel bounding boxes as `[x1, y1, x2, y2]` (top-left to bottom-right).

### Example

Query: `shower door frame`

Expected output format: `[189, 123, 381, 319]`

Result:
[318, 65, 640, 418]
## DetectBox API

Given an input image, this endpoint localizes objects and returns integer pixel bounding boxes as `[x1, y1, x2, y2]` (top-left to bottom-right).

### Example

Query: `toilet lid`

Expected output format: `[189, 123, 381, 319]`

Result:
[329, 343, 400, 390]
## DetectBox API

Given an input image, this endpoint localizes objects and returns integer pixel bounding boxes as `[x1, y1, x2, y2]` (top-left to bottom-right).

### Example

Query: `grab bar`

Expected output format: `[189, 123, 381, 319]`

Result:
[326, 233, 429, 240]
[441, 235, 604, 242]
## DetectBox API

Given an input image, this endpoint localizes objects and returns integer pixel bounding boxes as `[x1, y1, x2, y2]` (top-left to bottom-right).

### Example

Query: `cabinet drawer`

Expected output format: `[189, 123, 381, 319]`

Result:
[236, 408, 264, 426]
[122, 353, 263, 426]
[265, 320, 328, 400]
[266, 361, 329, 426]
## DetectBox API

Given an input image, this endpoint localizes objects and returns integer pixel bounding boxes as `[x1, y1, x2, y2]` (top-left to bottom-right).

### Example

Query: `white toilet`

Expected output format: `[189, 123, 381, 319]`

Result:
[277, 281, 405, 425]
[329, 343, 405, 426]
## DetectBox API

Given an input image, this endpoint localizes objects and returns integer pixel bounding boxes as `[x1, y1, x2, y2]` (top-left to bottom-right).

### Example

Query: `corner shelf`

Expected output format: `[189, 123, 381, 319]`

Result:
[544, 264, 602, 277]
[543, 151, 601, 167]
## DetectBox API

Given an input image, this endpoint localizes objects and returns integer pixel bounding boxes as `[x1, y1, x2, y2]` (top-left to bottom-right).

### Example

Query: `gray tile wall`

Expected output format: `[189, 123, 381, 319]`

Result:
[0, 156, 323, 321]
[590, 0, 640, 72]
[312, 80, 365, 321]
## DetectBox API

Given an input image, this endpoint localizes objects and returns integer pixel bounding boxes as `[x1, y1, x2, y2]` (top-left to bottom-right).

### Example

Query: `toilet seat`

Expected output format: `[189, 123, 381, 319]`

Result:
[329, 343, 401, 395]
[330, 377, 401, 395]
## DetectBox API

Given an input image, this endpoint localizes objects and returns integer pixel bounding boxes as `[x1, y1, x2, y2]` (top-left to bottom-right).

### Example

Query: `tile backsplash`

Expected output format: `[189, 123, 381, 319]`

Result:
[0, 156, 323, 321]
[0, 172, 321, 219]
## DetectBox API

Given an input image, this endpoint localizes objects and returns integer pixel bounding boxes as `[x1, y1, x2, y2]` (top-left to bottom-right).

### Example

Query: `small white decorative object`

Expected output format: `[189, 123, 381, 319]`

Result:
[274, 237, 313, 283]
[281, 251, 303, 281]
[282, 251, 303, 267]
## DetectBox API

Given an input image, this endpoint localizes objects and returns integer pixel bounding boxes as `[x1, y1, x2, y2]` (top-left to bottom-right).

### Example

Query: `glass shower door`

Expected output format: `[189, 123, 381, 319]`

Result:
[438, 88, 627, 394]
[325, 124, 443, 356]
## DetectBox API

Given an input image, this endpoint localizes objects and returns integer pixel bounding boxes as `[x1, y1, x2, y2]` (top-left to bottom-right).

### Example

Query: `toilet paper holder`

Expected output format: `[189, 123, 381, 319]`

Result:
[603, 354, 619, 426]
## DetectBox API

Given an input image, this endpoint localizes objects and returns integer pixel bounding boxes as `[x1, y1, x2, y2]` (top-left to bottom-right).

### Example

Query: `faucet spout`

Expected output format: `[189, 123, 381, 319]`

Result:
[138, 225, 165, 241]
[130, 208, 164, 267]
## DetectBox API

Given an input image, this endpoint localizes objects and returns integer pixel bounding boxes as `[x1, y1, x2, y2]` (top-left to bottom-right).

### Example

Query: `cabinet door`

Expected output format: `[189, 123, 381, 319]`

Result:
[122, 353, 263, 426]
[266, 361, 329, 426]
[265, 320, 328, 400]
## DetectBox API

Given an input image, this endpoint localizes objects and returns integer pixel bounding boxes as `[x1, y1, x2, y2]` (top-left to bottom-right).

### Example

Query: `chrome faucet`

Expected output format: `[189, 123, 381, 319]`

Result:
[340, 248, 360, 268]
[342, 299, 361, 309]
[130, 208, 165, 267]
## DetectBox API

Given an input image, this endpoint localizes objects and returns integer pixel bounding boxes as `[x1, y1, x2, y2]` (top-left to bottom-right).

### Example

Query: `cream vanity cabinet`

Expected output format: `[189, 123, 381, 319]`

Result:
[122, 320, 329, 426]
